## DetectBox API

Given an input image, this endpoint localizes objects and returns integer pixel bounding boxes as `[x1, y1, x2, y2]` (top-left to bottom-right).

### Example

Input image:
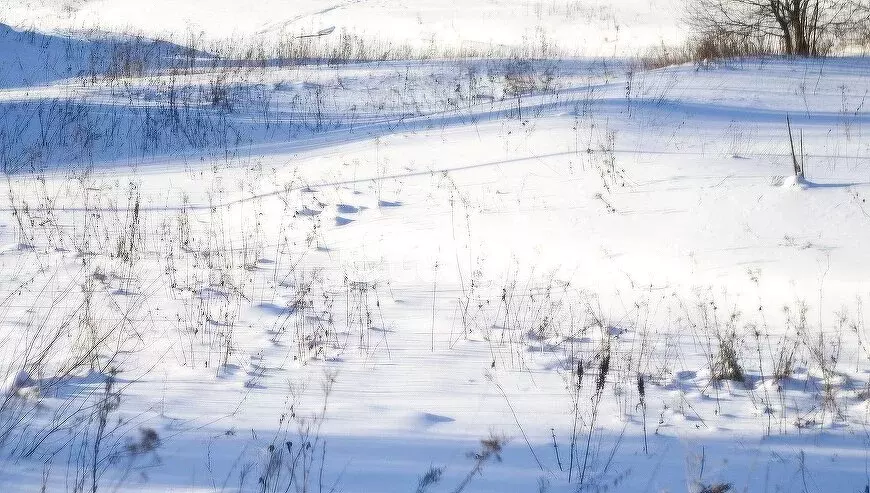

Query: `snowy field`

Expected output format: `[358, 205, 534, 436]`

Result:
[2, 0, 683, 57]
[1, 2, 870, 493]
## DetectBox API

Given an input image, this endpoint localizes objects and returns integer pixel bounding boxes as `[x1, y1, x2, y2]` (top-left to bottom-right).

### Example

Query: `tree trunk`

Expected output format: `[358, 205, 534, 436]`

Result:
[790, 0, 811, 56]
[778, 20, 795, 54]
[771, 1, 795, 54]
[808, 0, 821, 56]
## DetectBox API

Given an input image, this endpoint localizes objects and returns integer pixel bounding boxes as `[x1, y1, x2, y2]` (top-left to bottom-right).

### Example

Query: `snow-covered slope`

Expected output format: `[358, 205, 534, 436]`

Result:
[0, 22, 198, 88]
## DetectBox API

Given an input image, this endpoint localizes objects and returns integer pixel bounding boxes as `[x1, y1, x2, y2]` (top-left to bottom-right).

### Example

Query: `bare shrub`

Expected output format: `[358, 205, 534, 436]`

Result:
[686, 0, 870, 57]
[637, 33, 775, 70]
[713, 329, 745, 383]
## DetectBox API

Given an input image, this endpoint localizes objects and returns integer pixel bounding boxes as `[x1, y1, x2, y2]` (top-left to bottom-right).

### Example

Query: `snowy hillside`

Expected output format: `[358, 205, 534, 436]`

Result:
[1, 0, 683, 57]
[0, 3, 869, 493]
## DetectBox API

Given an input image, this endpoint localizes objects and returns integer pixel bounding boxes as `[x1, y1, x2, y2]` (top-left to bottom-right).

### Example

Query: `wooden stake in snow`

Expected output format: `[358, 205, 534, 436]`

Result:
[786, 115, 805, 181]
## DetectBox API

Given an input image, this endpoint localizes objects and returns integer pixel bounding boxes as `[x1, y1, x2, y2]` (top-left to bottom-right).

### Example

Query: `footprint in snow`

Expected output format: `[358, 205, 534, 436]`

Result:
[217, 363, 241, 378]
[378, 199, 402, 207]
[335, 216, 354, 226]
[336, 203, 361, 214]
[412, 412, 455, 430]
[676, 370, 697, 380]
[257, 302, 292, 315]
[296, 206, 322, 217]
[607, 325, 626, 336]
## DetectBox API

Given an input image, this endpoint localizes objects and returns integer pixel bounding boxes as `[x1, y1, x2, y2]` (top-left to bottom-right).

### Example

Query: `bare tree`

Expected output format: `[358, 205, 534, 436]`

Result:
[687, 0, 870, 56]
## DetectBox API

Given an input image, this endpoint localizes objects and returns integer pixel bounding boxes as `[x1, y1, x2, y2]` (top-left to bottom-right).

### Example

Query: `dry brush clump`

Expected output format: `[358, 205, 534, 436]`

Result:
[0, 267, 158, 490]
[636, 34, 776, 71]
[0, 172, 176, 489]
[451, 263, 870, 462]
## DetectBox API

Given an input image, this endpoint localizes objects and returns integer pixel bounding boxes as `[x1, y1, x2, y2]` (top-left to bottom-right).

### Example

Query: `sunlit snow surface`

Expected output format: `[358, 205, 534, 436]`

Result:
[0, 8, 869, 493]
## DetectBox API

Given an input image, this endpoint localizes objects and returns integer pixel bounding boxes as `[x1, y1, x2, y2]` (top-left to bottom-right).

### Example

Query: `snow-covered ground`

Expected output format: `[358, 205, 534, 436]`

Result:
[0, 6, 870, 493]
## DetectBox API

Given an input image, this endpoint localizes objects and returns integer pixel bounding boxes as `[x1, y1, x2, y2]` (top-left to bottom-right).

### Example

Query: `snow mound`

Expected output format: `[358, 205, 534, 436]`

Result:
[781, 174, 810, 189]
[1, 369, 34, 395]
